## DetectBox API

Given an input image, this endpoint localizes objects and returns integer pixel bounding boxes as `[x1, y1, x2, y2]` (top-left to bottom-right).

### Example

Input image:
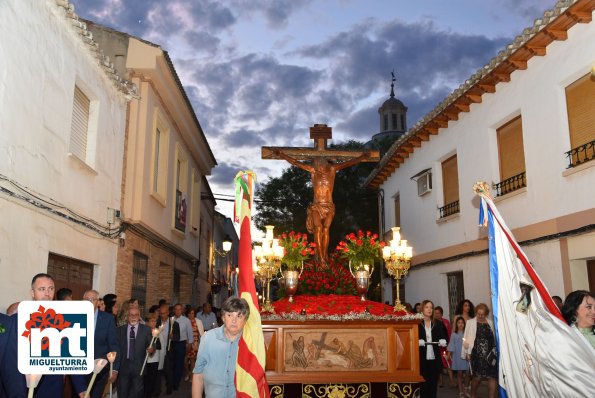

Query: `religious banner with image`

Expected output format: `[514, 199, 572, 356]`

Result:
[283, 329, 387, 372]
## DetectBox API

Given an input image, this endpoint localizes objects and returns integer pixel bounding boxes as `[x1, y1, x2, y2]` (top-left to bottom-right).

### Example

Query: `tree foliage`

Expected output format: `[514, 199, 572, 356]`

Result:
[254, 140, 380, 250]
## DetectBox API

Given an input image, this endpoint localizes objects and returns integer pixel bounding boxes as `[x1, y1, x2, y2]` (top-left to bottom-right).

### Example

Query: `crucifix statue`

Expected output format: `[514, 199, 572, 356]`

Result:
[262, 124, 380, 265]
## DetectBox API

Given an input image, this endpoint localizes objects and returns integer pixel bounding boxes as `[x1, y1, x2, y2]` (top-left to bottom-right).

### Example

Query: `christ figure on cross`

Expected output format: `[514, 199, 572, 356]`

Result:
[263, 124, 379, 264]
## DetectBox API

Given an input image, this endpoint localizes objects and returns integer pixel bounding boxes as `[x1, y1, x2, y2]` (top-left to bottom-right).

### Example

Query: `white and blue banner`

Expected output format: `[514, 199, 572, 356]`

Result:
[479, 195, 595, 397]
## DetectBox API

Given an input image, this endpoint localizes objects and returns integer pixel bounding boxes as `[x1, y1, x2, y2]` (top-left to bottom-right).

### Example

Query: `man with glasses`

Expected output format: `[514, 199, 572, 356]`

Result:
[83, 289, 120, 398]
[117, 307, 154, 397]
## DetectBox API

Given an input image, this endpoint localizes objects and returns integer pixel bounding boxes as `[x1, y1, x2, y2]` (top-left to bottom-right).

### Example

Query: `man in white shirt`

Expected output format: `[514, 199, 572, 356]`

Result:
[172, 303, 193, 390]
[197, 303, 218, 331]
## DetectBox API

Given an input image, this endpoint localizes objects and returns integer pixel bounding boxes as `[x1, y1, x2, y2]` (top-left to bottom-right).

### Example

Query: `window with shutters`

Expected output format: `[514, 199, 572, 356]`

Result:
[69, 86, 90, 162]
[393, 194, 401, 228]
[565, 73, 595, 167]
[495, 116, 526, 196]
[132, 251, 148, 313]
[151, 111, 169, 205]
[190, 169, 201, 235]
[173, 144, 188, 233]
[439, 154, 460, 218]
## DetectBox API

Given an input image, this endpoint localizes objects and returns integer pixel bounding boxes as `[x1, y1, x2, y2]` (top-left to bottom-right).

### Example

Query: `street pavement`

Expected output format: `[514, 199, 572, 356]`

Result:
[168, 378, 192, 397]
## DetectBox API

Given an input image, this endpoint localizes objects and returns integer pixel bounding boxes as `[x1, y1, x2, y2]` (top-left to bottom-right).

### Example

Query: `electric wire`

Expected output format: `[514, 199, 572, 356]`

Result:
[0, 173, 122, 239]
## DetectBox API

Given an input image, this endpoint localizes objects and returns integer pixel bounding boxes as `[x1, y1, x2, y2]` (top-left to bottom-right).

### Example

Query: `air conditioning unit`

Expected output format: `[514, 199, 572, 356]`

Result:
[417, 172, 432, 196]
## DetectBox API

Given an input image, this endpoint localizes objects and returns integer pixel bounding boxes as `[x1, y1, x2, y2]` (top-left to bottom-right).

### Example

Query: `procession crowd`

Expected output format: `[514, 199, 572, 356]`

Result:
[0, 273, 593, 398]
[0, 272, 221, 398]
[411, 292, 595, 398]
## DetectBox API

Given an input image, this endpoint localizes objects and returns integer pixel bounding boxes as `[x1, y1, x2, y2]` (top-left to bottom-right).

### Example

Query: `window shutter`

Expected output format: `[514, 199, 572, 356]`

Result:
[497, 116, 525, 180]
[442, 155, 459, 205]
[566, 73, 595, 149]
[70, 86, 90, 160]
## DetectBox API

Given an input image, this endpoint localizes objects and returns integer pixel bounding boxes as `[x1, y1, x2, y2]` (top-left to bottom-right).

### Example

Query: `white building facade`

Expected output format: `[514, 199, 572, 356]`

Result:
[0, 0, 134, 307]
[367, 1, 595, 320]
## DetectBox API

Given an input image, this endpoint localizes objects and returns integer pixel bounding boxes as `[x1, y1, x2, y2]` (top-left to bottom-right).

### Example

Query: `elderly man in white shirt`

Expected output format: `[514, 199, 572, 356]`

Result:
[172, 303, 194, 390]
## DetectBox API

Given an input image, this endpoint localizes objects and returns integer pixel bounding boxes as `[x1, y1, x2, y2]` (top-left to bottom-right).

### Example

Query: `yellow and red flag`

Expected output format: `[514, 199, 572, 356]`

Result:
[234, 170, 270, 398]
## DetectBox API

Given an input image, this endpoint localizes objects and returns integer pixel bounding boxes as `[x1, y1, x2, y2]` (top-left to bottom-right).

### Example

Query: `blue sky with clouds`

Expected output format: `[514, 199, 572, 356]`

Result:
[70, 0, 555, 217]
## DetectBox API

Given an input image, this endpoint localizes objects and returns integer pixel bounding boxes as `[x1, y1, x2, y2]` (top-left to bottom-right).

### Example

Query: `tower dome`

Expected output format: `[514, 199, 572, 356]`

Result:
[372, 72, 408, 143]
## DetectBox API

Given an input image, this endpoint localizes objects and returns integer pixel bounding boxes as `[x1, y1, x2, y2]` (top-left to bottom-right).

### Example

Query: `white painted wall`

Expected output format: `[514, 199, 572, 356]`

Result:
[380, 11, 595, 309]
[0, 0, 128, 309]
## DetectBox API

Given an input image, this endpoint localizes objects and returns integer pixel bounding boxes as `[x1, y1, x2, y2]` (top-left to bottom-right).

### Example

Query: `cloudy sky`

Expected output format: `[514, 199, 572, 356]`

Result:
[71, 0, 554, 218]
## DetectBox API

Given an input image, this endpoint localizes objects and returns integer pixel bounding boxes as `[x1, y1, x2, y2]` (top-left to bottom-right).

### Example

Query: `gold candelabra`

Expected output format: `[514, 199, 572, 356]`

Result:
[253, 225, 284, 313]
[383, 227, 413, 312]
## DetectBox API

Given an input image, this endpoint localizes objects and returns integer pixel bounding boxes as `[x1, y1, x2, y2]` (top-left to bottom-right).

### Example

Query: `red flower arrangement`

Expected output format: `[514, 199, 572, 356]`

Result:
[298, 254, 357, 296]
[336, 230, 386, 271]
[263, 294, 411, 319]
[278, 231, 316, 271]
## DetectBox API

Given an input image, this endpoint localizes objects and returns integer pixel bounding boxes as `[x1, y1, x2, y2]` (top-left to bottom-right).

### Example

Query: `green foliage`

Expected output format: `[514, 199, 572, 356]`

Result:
[254, 166, 311, 233]
[278, 231, 315, 270]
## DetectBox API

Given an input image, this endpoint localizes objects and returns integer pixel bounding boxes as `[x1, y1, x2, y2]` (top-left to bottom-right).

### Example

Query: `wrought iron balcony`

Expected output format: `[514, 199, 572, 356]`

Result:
[438, 200, 460, 218]
[565, 139, 595, 168]
[494, 172, 526, 197]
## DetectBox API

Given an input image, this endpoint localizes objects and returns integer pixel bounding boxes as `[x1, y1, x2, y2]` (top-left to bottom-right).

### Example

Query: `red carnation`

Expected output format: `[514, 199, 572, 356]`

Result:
[380, 241, 386, 248]
[292, 242, 298, 248]
[356, 239, 363, 246]
[366, 231, 371, 236]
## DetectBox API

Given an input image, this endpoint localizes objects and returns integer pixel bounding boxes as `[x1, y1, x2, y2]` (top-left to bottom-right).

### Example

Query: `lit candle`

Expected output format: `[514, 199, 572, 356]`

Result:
[25, 374, 42, 398]
[382, 246, 391, 260]
[391, 227, 401, 243]
[265, 225, 274, 240]
[140, 328, 161, 376]
[106, 352, 116, 398]
[84, 359, 108, 398]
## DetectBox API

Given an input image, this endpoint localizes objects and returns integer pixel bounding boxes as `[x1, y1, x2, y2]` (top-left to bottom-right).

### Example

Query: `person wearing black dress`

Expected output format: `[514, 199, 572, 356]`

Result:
[462, 303, 497, 398]
[418, 300, 448, 398]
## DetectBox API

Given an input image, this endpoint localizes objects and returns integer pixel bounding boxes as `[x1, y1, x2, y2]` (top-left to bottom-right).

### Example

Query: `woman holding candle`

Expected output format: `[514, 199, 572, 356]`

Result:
[418, 300, 448, 398]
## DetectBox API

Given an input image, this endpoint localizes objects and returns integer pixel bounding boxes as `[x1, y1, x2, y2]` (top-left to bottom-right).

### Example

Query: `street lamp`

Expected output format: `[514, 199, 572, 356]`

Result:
[382, 227, 413, 312]
[214, 234, 233, 257]
[211, 234, 233, 296]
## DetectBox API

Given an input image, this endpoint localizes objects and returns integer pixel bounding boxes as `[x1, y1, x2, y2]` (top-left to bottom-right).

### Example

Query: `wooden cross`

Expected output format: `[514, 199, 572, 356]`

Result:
[262, 124, 380, 162]
[311, 332, 328, 360]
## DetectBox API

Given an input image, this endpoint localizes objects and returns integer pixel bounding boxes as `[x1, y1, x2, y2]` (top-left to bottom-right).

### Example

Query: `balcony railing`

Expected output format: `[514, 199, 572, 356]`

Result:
[494, 172, 526, 197]
[438, 200, 460, 218]
[565, 139, 595, 168]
